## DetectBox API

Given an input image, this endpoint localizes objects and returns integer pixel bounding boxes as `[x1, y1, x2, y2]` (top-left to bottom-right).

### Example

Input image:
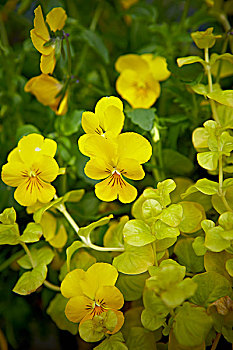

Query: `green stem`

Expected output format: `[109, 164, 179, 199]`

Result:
[179, 0, 190, 29]
[64, 34, 72, 78]
[43, 280, 60, 292]
[0, 250, 24, 272]
[211, 333, 221, 350]
[74, 2, 103, 76]
[204, 47, 220, 124]
[218, 152, 223, 195]
[56, 201, 124, 252]
[152, 241, 158, 267]
[222, 195, 233, 212]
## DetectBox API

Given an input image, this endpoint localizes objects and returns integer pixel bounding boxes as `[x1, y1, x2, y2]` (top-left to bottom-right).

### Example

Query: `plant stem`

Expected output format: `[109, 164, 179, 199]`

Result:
[179, 0, 190, 29]
[218, 152, 223, 196]
[216, 35, 229, 84]
[153, 241, 158, 266]
[204, 48, 220, 124]
[0, 250, 24, 272]
[74, 2, 103, 76]
[222, 195, 233, 212]
[211, 333, 221, 350]
[0, 328, 8, 350]
[43, 280, 60, 292]
[64, 34, 72, 78]
[57, 201, 125, 252]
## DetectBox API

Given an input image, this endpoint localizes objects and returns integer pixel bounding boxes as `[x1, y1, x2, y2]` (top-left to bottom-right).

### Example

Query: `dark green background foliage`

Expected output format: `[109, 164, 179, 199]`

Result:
[0, 0, 232, 349]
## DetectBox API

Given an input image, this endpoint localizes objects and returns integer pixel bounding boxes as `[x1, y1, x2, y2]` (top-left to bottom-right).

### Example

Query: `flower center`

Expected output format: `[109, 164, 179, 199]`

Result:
[28, 170, 37, 178]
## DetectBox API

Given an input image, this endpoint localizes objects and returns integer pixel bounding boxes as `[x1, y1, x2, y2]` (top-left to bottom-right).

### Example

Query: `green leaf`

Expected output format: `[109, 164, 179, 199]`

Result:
[220, 131, 233, 155]
[161, 278, 197, 309]
[126, 108, 156, 131]
[142, 290, 169, 331]
[0, 223, 20, 245]
[173, 302, 213, 347]
[0, 207, 16, 224]
[192, 236, 207, 256]
[13, 264, 47, 295]
[210, 53, 233, 66]
[66, 241, 85, 272]
[113, 243, 154, 274]
[190, 272, 232, 307]
[123, 219, 155, 246]
[207, 90, 233, 107]
[177, 56, 206, 68]
[205, 226, 230, 252]
[191, 84, 208, 96]
[192, 127, 209, 149]
[33, 197, 64, 223]
[79, 215, 113, 241]
[197, 151, 218, 171]
[17, 246, 54, 269]
[159, 204, 183, 227]
[179, 201, 205, 233]
[116, 272, 149, 301]
[204, 251, 233, 283]
[142, 199, 162, 220]
[104, 216, 127, 248]
[162, 149, 194, 176]
[47, 294, 78, 335]
[19, 223, 42, 243]
[141, 309, 167, 331]
[225, 259, 233, 277]
[62, 189, 85, 203]
[81, 29, 109, 64]
[154, 220, 180, 240]
[59, 110, 83, 136]
[126, 327, 157, 350]
[195, 178, 219, 195]
[174, 239, 204, 273]
[94, 332, 128, 350]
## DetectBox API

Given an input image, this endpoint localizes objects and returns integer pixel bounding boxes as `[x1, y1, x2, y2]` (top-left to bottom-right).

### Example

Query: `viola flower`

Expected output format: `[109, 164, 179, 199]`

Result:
[61, 263, 124, 333]
[24, 74, 68, 115]
[1, 134, 59, 206]
[79, 132, 152, 203]
[31, 5, 67, 74]
[115, 53, 170, 108]
[79, 96, 125, 154]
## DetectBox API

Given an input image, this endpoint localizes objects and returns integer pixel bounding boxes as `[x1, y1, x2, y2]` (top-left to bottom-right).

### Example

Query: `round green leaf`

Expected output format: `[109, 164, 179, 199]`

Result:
[123, 220, 155, 246]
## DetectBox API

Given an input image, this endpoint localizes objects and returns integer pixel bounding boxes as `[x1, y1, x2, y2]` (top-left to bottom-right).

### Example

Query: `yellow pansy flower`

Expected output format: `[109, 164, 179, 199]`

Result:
[24, 74, 68, 115]
[1, 134, 59, 206]
[61, 263, 124, 333]
[115, 53, 170, 108]
[79, 96, 125, 153]
[79, 132, 152, 203]
[31, 5, 67, 74]
[40, 212, 67, 249]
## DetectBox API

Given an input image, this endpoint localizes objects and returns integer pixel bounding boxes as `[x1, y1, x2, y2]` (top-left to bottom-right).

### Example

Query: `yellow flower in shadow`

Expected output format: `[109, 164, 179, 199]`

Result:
[24, 74, 68, 115]
[79, 132, 152, 203]
[61, 263, 124, 333]
[1, 134, 59, 206]
[115, 53, 170, 108]
[31, 5, 67, 74]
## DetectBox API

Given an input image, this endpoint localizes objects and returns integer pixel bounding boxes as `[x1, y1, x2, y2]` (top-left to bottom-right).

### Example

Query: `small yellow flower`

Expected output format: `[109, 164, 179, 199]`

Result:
[31, 5, 67, 74]
[41, 212, 68, 248]
[1, 134, 59, 206]
[115, 53, 170, 108]
[24, 74, 68, 115]
[79, 132, 152, 203]
[61, 263, 124, 333]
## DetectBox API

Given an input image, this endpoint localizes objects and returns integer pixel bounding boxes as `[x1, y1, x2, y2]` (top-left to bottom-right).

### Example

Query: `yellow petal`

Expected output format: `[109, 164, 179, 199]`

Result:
[65, 295, 92, 323]
[33, 5, 50, 41]
[95, 286, 124, 310]
[46, 7, 67, 32]
[7, 148, 22, 163]
[61, 269, 86, 298]
[14, 179, 38, 206]
[18, 133, 44, 164]
[115, 54, 148, 74]
[40, 212, 57, 241]
[84, 158, 111, 180]
[56, 91, 68, 115]
[99, 105, 125, 136]
[35, 156, 59, 182]
[40, 53, 56, 74]
[36, 180, 56, 203]
[78, 135, 117, 164]
[24, 74, 62, 106]
[117, 178, 137, 203]
[41, 138, 57, 157]
[48, 223, 67, 248]
[117, 158, 145, 180]
[108, 310, 124, 334]
[80, 263, 118, 300]
[95, 176, 118, 202]
[1, 162, 28, 187]
[82, 112, 102, 134]
[117, 132, 152, 164]
[30, 29, 54, 55]
[142, 54, 171, 81]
